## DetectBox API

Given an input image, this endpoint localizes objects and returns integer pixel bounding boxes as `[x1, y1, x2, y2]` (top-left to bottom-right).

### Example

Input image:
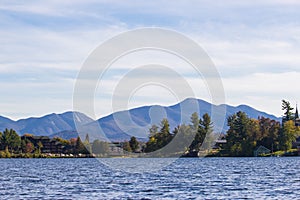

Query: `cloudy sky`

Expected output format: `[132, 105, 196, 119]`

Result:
[1, 0, 300, 120]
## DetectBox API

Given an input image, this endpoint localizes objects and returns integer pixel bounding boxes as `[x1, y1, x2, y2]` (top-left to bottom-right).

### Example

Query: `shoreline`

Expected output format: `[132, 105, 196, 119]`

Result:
[0, 152, 299, 159]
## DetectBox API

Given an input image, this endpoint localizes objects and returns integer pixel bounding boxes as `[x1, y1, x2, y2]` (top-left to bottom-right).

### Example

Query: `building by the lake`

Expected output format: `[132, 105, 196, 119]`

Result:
[21, 135, 64, 154]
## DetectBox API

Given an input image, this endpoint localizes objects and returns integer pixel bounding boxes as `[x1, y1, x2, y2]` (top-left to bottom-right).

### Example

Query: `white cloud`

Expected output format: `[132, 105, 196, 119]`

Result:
[0, 0, 300, 119]
[223, 72, 300, 116]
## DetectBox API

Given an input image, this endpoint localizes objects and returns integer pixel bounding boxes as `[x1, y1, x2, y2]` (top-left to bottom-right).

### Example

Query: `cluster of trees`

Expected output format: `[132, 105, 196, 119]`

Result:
[142, 112, 215, 155]
[0, 129, 21, 157]
[46, 135, 110, 155]
[128, 100, 300, 157]
[224, 100, 300, 156]
[0, 129, 110, 157]
[225, 112, 280, 156]
[123, 136, 139, 153]
[0, 129, 44, 157]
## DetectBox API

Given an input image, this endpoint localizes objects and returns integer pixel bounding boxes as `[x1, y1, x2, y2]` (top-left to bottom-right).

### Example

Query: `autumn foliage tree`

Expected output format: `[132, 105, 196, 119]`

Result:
[257, 117, 281, 151]
[279, 120, 297, 151]
[145, 118, 172, 152]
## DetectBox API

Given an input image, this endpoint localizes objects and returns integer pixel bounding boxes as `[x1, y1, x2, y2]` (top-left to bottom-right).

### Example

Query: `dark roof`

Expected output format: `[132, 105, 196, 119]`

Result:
[31, 136, 50, 140]
[21, 135, 50, 140]
[254, 145, 271, 152]
[215, 140, 227, 144]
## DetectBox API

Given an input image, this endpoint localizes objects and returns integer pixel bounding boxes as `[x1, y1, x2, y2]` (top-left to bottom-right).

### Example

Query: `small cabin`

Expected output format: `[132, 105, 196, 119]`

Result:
[254, 145, 271, 157]
[108, 142, 124, 155]
[213, 139, 227, 150]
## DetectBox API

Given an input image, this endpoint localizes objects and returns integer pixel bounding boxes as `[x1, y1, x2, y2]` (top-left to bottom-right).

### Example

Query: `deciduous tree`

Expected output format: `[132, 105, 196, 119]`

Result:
[279, 120, 297, 151]
[92, 139, 109, 154]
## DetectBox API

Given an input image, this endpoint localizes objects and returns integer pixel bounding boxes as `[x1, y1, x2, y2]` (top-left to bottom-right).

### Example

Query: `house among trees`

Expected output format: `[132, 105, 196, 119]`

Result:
[213, 139, 227, 150]
[254, 145, 271, 157]
[108, 142, 124, 156]
[21, 135, 64, 154]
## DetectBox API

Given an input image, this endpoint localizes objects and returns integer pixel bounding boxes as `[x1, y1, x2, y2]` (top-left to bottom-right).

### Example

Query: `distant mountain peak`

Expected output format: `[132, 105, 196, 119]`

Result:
[0, 98, 280, 141]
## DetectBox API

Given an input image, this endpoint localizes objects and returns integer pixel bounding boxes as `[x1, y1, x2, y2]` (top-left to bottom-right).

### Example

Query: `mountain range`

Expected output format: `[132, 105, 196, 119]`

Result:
[0, 98, 281, 141]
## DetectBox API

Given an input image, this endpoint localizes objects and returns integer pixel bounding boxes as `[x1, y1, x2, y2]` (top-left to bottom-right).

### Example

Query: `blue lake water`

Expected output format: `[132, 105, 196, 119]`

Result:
[0, 157, 299, 199]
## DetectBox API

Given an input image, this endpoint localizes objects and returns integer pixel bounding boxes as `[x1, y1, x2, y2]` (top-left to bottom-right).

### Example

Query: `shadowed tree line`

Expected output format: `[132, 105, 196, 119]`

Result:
[224, 112, 299, 156]
[141, 112, 214, 156]
[0, 131, 110, 158]
[221, 100, 300, 156]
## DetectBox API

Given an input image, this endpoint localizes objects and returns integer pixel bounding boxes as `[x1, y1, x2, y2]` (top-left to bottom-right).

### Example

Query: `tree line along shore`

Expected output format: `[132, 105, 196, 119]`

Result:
[0, 100, 299, 158]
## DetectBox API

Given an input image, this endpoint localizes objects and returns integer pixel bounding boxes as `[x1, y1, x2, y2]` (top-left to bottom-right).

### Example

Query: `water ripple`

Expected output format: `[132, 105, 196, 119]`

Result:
[0, 157, 299, 199]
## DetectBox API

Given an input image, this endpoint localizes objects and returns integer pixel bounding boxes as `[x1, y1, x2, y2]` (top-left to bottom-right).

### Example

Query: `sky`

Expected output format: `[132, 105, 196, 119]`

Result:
[1, 0, 300, 120]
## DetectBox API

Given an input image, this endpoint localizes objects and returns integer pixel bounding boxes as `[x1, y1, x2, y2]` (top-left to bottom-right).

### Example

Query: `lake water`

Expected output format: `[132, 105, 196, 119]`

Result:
[0, 157, 299, 199]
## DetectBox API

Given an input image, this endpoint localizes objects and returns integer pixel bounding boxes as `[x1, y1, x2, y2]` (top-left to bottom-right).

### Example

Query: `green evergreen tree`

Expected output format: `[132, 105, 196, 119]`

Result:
[83, 134, 92, 153]
[123, 141, 132, 152]
[1, 129, 21, 153]
[189, 113, 214, 152]
[200, 113, 214, 151]
[225, 112, 255, 156]
[75, 136, 88, 154]
[190, 112, 199, 132]
[157, 118, 172, 148]
[282, 100, 294, 123]
[129, 136, 139, 152]
[84, 134, 90, 143]
[189, 112, 200, 152]
[145, 118, 172, 152]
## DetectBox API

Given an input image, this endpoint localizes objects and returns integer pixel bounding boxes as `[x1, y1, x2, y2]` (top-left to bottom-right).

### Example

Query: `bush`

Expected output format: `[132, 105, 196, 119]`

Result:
[5, 148, 11, 158]
[0, 151, 6, 158]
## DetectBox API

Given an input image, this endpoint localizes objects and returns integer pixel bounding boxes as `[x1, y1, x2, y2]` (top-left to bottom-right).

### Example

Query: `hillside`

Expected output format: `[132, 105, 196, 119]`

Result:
[0, 98, 281, 141]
